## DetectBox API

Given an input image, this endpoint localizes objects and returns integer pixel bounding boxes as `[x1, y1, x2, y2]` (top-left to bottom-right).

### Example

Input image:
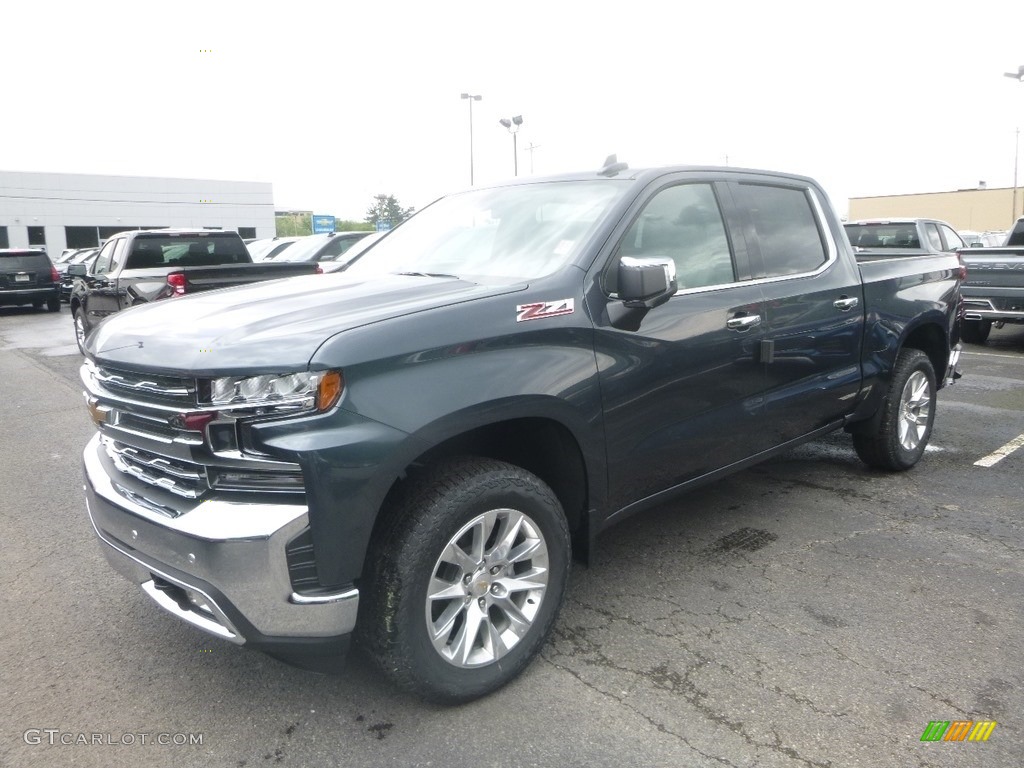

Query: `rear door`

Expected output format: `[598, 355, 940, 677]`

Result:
[728, 180, 864, 446]
[590, 176, 767, 512]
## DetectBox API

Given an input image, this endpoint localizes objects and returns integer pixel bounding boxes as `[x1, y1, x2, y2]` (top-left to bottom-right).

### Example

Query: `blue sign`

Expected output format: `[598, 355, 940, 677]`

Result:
[375, 220, 392, 232]
[312, 215, 336, 234]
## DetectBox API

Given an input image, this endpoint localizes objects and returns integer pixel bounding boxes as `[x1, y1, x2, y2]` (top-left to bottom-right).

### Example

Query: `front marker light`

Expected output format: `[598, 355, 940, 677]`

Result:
[316, 371, 343, 412]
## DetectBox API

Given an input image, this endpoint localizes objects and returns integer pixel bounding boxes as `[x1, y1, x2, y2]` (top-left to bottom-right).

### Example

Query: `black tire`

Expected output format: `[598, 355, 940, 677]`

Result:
[73, 307, 89, 355]
[961, 319, 991, 345]
[32, 300, 44, 310]
[358, 456, 571, 704]
[852, 349, 936, 471]
[47, 297, 61, 313]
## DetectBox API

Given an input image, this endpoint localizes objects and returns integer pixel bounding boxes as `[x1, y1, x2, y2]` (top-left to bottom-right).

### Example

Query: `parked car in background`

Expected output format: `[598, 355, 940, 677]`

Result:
[957, 216, 1024, 343]
[265, 231, 373, 264]
[318, 231, 387, 273]
[960, 230, 1007, 248]
[0, 248, 61, 311]
[67, 229, 321, 354]
[59, 247, 100, 301]
[844, 218, 965, 254]
[247, 236, 303, 262]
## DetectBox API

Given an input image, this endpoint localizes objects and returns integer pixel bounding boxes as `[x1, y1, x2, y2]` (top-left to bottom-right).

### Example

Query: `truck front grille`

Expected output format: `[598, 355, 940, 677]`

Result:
[93, 364, 196, 405]
[104, 437, 209, 498]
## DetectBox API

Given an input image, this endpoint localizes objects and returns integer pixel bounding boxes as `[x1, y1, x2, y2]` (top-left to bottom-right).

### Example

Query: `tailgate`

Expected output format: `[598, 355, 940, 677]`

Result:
[961, 249, 1024, 291]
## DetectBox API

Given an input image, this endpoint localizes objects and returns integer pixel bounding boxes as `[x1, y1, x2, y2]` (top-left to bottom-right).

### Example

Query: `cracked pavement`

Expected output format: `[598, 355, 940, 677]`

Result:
[2, 309, 1022, 767]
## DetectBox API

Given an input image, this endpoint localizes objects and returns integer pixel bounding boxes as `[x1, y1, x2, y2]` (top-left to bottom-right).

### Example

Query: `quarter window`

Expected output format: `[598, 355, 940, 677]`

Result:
[614, 183, 734, 292]
[925, 223, 943, 251]
[734, 184, 827, 277]
[939, 224, 964, 251]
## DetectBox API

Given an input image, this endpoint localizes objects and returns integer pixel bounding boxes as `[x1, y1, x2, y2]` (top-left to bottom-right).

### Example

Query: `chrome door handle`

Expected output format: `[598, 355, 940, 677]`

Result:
[833, 297, 859, 311]
[726, 315, 762, 330]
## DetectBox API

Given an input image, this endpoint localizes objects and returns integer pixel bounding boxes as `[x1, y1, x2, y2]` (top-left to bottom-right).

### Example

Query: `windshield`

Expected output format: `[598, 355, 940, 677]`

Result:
[268, 235, 331, 262]
[343, 180, 627, 280]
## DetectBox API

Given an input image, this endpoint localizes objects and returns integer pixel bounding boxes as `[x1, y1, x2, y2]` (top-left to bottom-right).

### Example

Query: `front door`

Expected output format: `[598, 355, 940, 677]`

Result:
[590, 179, 767, 514]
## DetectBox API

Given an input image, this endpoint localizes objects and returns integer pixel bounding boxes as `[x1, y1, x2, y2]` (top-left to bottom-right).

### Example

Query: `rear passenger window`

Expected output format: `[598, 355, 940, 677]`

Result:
[614, 183, 734, 291]
[925, 223, 943, 251]
[734, 183, 827, 277]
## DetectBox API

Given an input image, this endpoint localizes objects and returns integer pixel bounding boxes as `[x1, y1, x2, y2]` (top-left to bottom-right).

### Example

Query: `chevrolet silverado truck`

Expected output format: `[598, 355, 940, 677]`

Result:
[957, 218, 1024, 343]
[67, 229, 319, 354]
[78, 162, 963, 703]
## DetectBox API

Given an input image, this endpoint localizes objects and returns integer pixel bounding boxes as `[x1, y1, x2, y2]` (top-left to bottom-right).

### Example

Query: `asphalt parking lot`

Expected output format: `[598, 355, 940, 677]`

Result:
[2, 306, 1022, 768]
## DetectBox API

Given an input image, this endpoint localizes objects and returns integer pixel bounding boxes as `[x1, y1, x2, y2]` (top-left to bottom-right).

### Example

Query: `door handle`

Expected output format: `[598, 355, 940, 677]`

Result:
[726, 314, 762, 330]
[833, 296, 859, 311]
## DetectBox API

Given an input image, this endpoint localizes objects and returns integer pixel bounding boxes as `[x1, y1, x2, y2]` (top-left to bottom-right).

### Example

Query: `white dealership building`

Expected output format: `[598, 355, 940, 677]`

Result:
[0, 170, 275, 255]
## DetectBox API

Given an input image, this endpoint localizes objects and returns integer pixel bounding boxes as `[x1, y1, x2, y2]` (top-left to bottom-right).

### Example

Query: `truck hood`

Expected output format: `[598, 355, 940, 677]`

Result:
[87, 273, 526, 374]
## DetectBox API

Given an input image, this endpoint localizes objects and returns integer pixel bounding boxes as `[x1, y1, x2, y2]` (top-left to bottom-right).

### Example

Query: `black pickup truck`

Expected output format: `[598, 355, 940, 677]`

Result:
[958, 216, 1024, 343]
[67, 229, 319, 353]
[78, 162, 963, 703]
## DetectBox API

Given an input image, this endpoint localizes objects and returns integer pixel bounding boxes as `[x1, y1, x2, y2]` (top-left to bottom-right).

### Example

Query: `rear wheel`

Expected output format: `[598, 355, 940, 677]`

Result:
[73, 307, 88, 355]
[961, 319, 991, 345]
[359, 456, 570, 703]
[47, 297, 61, 312]
[32, 300, 44, 310]
[852, 349, 936, 470]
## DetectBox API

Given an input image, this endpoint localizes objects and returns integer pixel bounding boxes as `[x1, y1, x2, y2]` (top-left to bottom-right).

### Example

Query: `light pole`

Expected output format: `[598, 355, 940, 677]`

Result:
[460, 93, 482, 186]
[1004, 66, 1023, 220]
[498, 115, 523, 176]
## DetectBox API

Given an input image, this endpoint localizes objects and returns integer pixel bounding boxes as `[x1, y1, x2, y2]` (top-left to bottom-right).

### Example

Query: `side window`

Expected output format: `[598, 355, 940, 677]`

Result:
[92, 240, 117, 275]
[939, 225, 964, 251]
[925, 224, 943, 251]
[734, 183, 827, 277]
[613, 183, 734, 292]
[109, 239, 126, 272]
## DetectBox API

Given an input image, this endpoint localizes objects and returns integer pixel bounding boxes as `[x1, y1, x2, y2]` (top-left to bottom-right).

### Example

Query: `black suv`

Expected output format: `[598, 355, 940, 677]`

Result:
[0, 249, 61, 312]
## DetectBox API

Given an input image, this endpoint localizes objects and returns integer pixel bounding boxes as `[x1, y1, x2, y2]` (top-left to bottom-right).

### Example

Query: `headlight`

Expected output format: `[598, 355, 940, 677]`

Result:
[205, 371, 343, 413]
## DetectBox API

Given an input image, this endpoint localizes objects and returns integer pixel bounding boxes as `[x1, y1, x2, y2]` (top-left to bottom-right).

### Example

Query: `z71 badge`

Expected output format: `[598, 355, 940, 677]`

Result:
[516, 299, 575, 322]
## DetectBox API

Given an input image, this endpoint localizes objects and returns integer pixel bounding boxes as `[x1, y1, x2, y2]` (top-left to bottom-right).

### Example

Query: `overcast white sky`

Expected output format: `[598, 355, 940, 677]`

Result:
[5, 0, 1024, 220]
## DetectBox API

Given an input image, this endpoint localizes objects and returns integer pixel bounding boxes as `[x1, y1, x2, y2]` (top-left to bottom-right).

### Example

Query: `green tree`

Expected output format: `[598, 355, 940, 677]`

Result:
[275, 213, 311, 237]
[335, 219, 374, 232]
[365, 194, 414, 230]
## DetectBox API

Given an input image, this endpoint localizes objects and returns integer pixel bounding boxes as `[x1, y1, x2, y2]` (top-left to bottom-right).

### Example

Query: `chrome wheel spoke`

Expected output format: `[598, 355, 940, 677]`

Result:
[507, 536, 543, 564]
[499, 567, 548, 595]
[450, 603, 485, 665]
[427, 576, 466, 602]
[429, 601, 464, 649]
[493, 596, 533, 638]
[442, 540, 478, 574]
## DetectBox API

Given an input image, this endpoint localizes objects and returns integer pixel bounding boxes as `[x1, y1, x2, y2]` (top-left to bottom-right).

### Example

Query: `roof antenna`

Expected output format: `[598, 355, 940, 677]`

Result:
[599, 154, 628, 177]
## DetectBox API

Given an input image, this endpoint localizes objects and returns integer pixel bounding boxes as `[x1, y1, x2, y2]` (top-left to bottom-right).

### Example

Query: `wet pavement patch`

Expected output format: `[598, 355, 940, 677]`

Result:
[708, 527, 778, 553]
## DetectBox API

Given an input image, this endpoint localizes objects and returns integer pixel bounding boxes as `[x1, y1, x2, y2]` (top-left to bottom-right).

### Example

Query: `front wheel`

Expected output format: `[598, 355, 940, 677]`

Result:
[359, 457, 571, 703]
[961, 319, 991, 345]
[73, 307, 89, 355]
[852, 348, 936, 470]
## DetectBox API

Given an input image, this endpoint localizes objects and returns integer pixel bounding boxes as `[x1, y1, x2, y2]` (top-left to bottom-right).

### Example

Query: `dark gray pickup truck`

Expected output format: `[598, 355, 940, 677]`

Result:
[78, 162, 963, 703]
[68, 229, 319, 353]
[958, 216, 1024, 343]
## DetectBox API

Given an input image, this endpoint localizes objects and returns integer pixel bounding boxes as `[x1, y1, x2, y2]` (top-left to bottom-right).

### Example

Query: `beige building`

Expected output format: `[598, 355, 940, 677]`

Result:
[848, 186, 1023, 232]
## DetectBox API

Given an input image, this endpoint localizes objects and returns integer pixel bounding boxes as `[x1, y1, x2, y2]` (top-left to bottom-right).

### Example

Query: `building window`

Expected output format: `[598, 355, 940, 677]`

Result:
[28, 226, 46, 248]
[99, 226, 132, 239]
[66, 226, 101, 248]
[0, 227, 8, 248]
[238, 227, 256, 239]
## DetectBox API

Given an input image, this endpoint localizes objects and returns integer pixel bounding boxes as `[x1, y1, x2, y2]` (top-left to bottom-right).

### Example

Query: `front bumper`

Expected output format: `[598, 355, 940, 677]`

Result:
[83, 433, 359, 650]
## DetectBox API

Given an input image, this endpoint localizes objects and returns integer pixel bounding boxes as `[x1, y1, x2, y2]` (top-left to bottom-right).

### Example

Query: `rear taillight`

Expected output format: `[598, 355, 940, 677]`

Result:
[166, 272, 187, 296]
[315, 265, 323, 274]
[956, 252, 968, 281]
[50, 266, 60, 282]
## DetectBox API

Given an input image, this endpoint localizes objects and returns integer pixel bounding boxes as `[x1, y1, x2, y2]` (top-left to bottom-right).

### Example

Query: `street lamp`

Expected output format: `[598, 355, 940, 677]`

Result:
[498, 115, 523, 176]
[460, 93, 482, 186]
[1005, 66, 1023, 219]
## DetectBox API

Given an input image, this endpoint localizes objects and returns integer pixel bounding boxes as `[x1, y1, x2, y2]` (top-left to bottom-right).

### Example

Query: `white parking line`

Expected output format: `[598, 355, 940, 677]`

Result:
[974, 434, 1024, 467]
[961, 351, 1024, 362]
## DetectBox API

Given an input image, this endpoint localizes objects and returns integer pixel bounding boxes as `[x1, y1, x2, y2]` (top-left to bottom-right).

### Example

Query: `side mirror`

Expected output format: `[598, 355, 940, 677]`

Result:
[618, 256, 678, 309]
[67, 263, 88, 277]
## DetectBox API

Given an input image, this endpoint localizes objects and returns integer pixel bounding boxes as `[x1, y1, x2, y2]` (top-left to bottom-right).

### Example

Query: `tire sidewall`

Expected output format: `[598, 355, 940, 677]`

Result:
[392, 467, 570, 702]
